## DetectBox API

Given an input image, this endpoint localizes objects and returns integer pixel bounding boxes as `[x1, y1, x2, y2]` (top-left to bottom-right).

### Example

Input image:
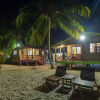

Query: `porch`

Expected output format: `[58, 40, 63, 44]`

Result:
[52, 44, 82, 62]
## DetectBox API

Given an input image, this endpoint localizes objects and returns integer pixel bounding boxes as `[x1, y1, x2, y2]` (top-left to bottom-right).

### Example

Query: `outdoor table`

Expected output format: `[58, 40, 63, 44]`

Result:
[62, 74, 75, 87]
[45, 75, 61, 86]
[73, 77, 94, 91]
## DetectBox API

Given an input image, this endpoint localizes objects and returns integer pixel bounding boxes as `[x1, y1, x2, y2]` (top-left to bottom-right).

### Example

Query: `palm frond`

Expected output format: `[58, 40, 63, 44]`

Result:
[58, 21, 80, 39]
[68, 5, 91, 17]
[28, 15, 49, 46]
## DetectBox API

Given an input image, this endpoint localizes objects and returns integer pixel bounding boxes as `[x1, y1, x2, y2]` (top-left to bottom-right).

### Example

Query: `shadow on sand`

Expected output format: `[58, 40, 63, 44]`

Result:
[69, 88, 100, 100]
[34, 82, 58, 93]
[56, 86, 72, 95]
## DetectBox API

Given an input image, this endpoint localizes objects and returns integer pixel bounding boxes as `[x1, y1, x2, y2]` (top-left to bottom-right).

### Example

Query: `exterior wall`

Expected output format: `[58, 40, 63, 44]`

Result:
[11, 49, 20, 62]
[67, 45, 82, 61]
[82, 37, 100, 61]
[52, 34, 100, 62]
[67, 45, 72, 60]
[11, 48, 46, 65]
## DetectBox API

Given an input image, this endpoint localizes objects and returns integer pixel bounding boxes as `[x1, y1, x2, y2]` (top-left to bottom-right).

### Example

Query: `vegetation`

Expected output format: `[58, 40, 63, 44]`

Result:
[0, 18, 17, 63]
[0, 0, 90, 66]
[56, 61, 100, 68]
[16, 0, 90, 68]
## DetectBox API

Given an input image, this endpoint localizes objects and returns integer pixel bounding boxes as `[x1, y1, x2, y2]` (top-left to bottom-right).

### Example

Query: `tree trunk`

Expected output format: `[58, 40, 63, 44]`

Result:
[1, 55, 4, 64]
[0, 52, 4, 64]
[48, 18, 54, 69]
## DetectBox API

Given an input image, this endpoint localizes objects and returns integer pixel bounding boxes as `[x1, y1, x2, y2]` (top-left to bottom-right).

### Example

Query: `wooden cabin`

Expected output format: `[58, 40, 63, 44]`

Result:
[11, 47, 46, 65]
[52, 32, 100, 62]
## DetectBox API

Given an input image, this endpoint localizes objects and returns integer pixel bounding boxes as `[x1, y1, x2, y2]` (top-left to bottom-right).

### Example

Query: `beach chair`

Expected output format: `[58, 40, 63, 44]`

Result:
[45, 65, 67, 86]
[73, 67, 95, 92]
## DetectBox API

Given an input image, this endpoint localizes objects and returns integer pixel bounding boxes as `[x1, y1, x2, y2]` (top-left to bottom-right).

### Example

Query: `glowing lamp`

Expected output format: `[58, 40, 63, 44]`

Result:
[79, 35, 85, 40]
[17, 43, 20, 47]
[61, 44, 64, 47]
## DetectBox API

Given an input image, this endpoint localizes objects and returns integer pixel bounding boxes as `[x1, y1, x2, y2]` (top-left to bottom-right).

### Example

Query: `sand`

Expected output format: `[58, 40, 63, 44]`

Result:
[0, 64, 100, 100]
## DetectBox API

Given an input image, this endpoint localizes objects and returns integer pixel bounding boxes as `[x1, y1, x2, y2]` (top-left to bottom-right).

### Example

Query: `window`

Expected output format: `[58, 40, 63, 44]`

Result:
[36, 50, 39, 55]
[42, 51, 44, 55]
[27, 50, 32, 55]
[72, 47, 77, 54]
[77, 47, 81, 54]
[56, 49, 60, 53]
[13, 50, 17, 55]
[72, 47, 81, 54]
[90, 43, 95, 53]
[90, 43, 100, 53]
[96, 43, 100, 52]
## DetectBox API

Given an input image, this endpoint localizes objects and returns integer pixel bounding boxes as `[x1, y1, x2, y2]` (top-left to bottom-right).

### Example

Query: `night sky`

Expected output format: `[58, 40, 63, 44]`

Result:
[0, 0, 100, 41]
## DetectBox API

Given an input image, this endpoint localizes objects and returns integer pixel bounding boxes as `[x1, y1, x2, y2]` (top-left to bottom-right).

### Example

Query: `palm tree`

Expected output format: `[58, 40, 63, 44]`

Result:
[0, 18, 17, 63]
[16, 0, 90, 68]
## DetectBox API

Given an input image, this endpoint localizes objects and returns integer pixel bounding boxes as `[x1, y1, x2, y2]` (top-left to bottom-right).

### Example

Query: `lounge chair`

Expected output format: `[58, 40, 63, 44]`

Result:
[73, 67, 96, 92]
[44, 65, 67, 86]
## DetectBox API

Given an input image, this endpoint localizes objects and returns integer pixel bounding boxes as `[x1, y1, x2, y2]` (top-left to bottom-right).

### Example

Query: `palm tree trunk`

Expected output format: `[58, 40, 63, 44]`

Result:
[48, 18, 54, 69]
[1, 55, 4, 64]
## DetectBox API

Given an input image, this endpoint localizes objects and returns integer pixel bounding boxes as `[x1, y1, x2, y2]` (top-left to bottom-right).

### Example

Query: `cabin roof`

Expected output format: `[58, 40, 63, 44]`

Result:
[13, 47, 46, 50]
[52, 32, 100, 48]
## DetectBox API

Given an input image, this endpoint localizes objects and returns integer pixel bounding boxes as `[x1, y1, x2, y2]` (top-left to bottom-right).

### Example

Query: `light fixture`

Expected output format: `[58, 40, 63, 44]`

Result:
[79, 35, 85, 40]
[17, 43, 20, 47]
[61, 44, 64, 47]
[8, 55, 10, 58]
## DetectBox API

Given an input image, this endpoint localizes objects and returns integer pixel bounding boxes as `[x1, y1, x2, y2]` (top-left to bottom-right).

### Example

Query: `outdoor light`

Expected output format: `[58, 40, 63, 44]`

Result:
[79, 35, 86, 40]
[8, 55, 10, 58]
[61, 44, 64, 47]
[17, 43, 20, 47]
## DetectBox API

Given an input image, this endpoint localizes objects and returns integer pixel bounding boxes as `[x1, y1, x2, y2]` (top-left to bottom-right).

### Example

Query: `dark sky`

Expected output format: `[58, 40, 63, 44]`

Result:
[0, 0, 100, 41]
[0, 0, 97, 17]
[0, 0, 26, 17]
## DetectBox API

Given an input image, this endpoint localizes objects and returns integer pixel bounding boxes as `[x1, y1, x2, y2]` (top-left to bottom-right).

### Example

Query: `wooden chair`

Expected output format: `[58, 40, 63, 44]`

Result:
[73, 67, 96, 92]
[44, 66, 67, 86]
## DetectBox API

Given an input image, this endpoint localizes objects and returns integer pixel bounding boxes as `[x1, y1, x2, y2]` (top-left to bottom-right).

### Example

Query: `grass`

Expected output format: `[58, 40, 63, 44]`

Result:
[56, 61, 100, 66]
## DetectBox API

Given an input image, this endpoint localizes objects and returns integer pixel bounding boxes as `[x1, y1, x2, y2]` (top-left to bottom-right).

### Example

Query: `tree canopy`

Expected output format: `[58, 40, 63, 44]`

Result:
[0, 18, 17, 57]
[16, 0, 90, 47]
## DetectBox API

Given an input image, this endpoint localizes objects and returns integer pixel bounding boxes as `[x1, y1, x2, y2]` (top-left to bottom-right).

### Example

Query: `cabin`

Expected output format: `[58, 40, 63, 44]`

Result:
[11, 47, 46, 65]
[51, 32, 100, 62]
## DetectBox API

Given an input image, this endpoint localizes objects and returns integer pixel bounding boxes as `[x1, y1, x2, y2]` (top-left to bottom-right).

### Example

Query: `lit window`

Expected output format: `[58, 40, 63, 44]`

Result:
[27, 50, 32, 55]
[90, 43, 100, 53]
[96, 43, 100, 53]
[77, 47, 81, 54]
[72, 47, 77, 54]
[42, 51, 44, 55]
[36, 50, 39, 55]
[90, 43, 95, 53]
[72, 47, 81, 54]
[13, 50, 17, 55]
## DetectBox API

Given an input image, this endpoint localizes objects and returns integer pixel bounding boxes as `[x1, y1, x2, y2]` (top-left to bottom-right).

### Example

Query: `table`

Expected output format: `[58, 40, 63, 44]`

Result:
[73, 77, 94, 91]
[45, 75, 61, 86]
[62, 74, 75, 87]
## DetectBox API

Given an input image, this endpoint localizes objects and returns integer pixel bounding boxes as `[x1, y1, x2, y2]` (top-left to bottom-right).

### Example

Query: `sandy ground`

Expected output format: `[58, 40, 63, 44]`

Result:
[0, 64, 100, 100]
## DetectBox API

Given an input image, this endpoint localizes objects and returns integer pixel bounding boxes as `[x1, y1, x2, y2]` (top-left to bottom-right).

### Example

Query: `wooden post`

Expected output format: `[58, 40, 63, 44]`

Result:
[27, 49, 28, 66]
[32, 48, 33, 60]
[55, 48, 56, 62]
[60, 48, 61, 59]
[1, 54, 4, 64]
[18, 49, 21, 66]
[63, 47, 65, 60]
